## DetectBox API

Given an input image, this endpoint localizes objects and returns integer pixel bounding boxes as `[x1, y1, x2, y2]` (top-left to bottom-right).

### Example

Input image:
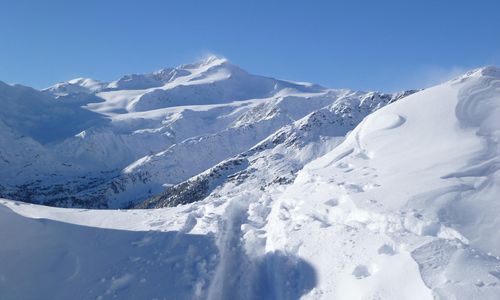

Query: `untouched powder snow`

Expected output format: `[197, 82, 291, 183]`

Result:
[1, 66, 500, 299]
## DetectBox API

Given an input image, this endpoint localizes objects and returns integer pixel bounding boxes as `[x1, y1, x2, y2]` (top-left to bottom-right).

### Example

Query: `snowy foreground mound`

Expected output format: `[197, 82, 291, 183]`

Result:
[1, 65, 500, 299]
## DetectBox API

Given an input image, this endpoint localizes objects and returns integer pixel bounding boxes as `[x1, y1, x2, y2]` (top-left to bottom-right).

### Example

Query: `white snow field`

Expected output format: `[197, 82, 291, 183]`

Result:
[0, 61, 500, 299]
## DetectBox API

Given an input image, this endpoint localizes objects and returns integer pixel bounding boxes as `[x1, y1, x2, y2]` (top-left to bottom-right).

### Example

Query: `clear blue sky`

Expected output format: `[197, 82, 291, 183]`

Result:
[1, 0, 499, 92]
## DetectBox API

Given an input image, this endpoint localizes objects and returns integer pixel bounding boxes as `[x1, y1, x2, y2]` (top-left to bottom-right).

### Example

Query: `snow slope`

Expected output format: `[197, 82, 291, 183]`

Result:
[264, 67, 500, 299]
[1, 67, 499, 299]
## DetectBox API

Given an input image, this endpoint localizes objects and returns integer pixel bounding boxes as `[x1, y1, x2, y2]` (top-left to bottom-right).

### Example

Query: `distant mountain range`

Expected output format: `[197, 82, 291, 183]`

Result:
[0, 56, 414, 208]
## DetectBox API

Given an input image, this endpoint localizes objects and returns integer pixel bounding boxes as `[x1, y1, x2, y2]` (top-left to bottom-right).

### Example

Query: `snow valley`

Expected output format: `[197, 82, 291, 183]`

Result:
[0, 57, 499, 299]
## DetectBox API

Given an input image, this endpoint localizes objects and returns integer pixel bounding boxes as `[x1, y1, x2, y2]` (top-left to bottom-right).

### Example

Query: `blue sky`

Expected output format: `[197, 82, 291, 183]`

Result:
[1, 0, 499, 92]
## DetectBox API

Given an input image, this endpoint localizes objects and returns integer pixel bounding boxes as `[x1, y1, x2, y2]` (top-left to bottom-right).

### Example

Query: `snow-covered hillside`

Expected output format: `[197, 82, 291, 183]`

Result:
[0, 61, 499, 299]
[264, 67, 500, 299]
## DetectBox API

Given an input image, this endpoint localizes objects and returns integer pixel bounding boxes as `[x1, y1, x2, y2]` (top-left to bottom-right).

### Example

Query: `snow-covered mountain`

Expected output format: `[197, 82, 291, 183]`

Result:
[0, 56, 410, 208]
[0, 59, 499, 299]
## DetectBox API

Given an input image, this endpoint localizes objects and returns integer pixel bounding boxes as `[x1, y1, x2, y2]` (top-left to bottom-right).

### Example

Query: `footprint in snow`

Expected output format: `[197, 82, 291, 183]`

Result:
[324, 198, 338, 207]
[377, 244, 396, 256]
[352, 265, 371, 279]
[344, 183, 365, 193]
[354, 151, 373, 160]
[363, 182, 381, 190]
[336, 162, 353, 169]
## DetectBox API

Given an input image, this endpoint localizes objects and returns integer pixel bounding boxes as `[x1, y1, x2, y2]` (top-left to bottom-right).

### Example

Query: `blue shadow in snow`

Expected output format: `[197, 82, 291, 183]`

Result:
[0, 203, 317, 300]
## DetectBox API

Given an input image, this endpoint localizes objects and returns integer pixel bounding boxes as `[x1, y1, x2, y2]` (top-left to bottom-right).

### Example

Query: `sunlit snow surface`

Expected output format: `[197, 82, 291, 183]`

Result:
[1, 65, 500, 299]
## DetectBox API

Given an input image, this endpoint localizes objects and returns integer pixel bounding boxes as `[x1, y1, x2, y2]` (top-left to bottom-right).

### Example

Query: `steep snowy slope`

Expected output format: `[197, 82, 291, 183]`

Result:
[263, 67, 500, 299]
[0, 67, 499, 300]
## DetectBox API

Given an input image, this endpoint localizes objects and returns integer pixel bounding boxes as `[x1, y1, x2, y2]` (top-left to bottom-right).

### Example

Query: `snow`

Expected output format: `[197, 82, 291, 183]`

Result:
[0, 56, 404, 208]
[1, 62, 500, 299]
[262, 67, 500, 299]
[0, 200, 217, 300]
[44, 78, 107, 96]
[0, 81, 108, 144]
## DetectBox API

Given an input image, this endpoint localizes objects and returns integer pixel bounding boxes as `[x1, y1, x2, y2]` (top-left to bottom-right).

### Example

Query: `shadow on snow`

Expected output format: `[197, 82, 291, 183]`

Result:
[0, 204, 316, 300]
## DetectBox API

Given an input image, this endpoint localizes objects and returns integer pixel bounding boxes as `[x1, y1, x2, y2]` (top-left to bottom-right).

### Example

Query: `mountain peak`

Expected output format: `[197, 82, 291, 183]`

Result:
[179, 55, 229, 71]
[44, 77, 106, 95]
[200, 54, 228, 66]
